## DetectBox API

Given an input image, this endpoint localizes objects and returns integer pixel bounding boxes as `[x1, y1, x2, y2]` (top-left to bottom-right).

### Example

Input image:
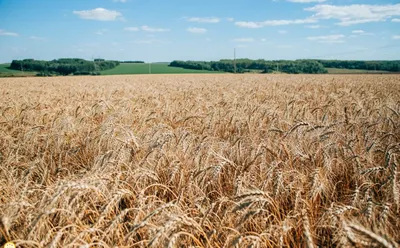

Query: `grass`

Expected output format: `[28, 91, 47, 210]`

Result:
[0, 74, 399, 247]
[100, 63, 222, 75]
[0, 64, 12, 73]
[0, 63, 36, 77]
[327, 67, 392, 74]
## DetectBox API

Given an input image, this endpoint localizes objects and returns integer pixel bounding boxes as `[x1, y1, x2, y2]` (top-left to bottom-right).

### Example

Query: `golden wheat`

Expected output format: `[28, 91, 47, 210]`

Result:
[0, 74, 399, 247]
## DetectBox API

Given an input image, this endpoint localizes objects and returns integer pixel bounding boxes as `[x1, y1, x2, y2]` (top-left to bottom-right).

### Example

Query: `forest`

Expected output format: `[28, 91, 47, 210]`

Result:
[316, 60, 400, 72]
[169, 59, 400, 74]
[10, 58, 120, 76]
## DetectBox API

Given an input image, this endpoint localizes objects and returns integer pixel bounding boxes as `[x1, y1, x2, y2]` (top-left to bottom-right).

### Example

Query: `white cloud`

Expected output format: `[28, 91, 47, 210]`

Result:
[187, 27, 207, 34]
[305, 4, 400, 26]
[352, 30, 364, 34]
[306, 24, 322, 28]
[113, 0, 127, 2]
[232, 38, 255, 42]
[73, 8, 122, 21]
[273, 0, 325, 2]
[227, 17, 234, 22]
[235, 18, 316, 28]
[278, 30, 288, 34]
[287, 0, 325, 3]
[349, 29, 374, 37]
[393, 35, 400, 40]
[30, 36, 45, 40]
[235, 22, 264, 28]
[307, 34, 345, 43]
[124, 27, 139, 31]
[141, 25, 170, 32]
[186, 17, 220, 23]
[261, 18, 317, 26]
[0, 30, 18, 36]
[392, 18, 400, 22]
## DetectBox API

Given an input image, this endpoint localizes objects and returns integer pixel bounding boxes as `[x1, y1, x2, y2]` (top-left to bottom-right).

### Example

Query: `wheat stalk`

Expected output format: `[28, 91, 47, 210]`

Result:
[348, 222, 397, 248]
[1, 74, 399, 247]
[301, 209, 315, 248]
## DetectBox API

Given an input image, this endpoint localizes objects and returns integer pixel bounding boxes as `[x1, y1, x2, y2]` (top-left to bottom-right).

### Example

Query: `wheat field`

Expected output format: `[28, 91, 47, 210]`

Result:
[0, 74, 399, 247]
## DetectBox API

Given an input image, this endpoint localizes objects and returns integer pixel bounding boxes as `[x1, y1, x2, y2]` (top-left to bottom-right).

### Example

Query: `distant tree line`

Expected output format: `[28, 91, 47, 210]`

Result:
[10, 58, 120, 76]
[170, 59, 400, 74]
[119, 61, 145, 63]
[315, 60, 400, 72]
[169, 59, 328, 74]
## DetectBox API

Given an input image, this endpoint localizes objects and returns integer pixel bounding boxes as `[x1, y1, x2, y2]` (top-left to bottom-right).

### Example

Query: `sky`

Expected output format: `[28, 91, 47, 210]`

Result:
[0, 0, 400, 62]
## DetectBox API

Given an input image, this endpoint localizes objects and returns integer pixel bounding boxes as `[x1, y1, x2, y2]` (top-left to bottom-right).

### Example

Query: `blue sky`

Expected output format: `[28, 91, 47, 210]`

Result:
[0, 0, 399, 62]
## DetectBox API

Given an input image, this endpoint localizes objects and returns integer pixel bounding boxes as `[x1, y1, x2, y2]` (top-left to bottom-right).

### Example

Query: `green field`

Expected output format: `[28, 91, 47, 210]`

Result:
[0, 63, 36, 77]
[327, 67, 391, 74]
[100, 63, 221, 75]
[103, 64, 393, 75]
[3, 62, 395, 77]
